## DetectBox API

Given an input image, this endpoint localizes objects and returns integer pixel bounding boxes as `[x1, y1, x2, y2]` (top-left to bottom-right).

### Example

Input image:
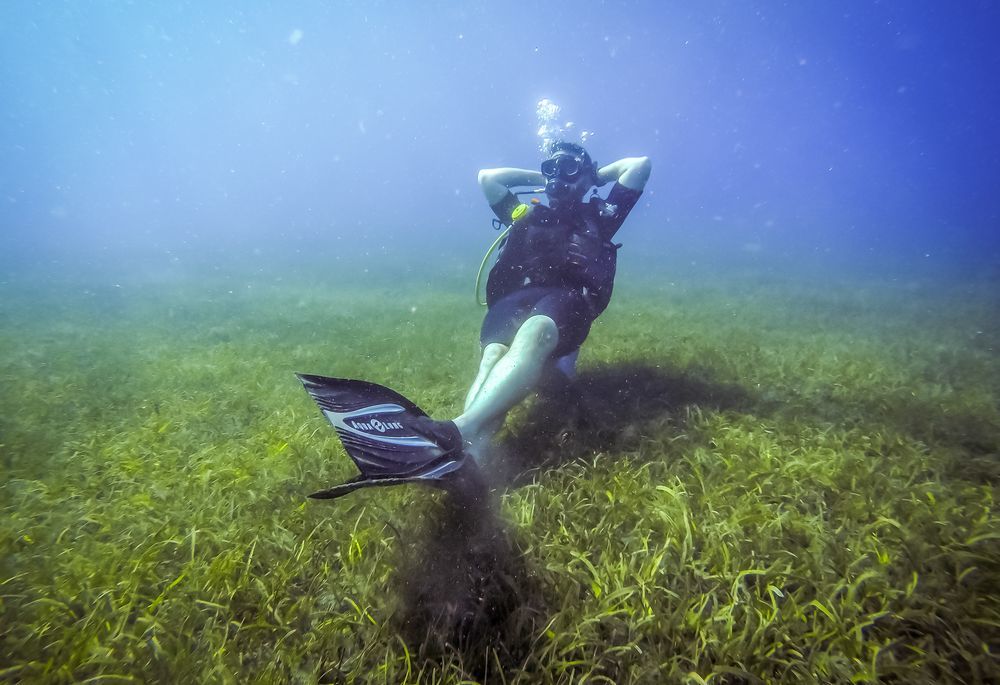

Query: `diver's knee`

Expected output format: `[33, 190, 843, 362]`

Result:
[516, 315, 559, 352]
[482, 342, 508, 366]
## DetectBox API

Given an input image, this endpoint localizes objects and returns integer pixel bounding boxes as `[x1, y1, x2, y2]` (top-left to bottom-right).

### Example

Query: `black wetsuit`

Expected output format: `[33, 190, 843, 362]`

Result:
[480, 183, 643, 358]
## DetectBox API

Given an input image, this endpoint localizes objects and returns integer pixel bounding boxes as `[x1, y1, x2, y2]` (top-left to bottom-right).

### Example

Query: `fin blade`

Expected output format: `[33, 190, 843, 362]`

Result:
[296, 373, 468, 493]
[307, 473, 457, 500]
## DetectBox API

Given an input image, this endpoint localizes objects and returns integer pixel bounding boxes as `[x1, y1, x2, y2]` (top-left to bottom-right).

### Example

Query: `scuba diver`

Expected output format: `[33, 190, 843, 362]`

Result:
[456, 143, 651, 461]
[297, 143, 651, 499]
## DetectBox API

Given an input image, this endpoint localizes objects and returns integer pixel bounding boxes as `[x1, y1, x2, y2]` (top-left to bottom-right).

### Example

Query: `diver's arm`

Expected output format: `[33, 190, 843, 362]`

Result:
[478, 167, 545, 204]
[596, 156, 652, 192]
[479, 167, 545, 225]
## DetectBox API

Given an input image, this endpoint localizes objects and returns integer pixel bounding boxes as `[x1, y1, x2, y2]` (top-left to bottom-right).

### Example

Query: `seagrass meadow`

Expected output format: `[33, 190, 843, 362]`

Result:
[1, 258, 998, 684]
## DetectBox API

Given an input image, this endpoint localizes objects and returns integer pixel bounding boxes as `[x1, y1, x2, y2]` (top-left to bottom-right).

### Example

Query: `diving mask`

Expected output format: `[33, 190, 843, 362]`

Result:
[541, 154, 584, 180]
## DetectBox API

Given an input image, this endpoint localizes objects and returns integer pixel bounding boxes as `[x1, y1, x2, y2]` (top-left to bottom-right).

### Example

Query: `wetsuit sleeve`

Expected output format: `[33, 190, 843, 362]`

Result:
[602, 182, 643, 240]
[489, 191, 521, 226]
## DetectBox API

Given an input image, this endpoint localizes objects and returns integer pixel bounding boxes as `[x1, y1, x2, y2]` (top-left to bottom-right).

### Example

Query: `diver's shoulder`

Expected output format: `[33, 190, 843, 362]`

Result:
[607, 181, 644, 200]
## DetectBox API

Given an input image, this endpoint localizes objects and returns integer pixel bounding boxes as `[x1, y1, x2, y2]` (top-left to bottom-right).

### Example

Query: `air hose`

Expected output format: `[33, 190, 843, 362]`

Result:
[474, 193, 542, 306]
[474, 226, 510, 306]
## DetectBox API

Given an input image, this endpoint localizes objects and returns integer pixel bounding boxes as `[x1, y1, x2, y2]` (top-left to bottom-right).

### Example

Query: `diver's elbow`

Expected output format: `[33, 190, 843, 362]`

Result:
[478, 168, 499, 187]
[622, 156, 652, 190]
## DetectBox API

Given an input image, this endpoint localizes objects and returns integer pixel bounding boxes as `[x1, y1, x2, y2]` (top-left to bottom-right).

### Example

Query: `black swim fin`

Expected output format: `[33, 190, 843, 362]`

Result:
[296, 373, 477, 500]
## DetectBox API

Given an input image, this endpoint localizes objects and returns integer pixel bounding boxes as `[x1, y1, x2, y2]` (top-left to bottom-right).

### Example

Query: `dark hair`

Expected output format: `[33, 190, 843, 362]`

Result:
[548, 141, 592, 165]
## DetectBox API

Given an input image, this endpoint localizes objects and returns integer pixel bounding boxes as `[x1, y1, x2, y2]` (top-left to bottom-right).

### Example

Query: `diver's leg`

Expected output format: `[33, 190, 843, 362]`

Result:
[464, 342, 509, 411]
[461, 344, 510, 460]
[454, 315, 559, 447]
[553, 348, 580, 380]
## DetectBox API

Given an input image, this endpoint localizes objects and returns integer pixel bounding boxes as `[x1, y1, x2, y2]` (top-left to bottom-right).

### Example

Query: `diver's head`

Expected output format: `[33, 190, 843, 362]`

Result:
[542, 142, 597, 209]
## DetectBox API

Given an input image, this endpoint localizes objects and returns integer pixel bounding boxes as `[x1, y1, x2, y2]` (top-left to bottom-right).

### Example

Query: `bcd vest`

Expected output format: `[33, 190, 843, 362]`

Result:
[485, 199, 621, 316]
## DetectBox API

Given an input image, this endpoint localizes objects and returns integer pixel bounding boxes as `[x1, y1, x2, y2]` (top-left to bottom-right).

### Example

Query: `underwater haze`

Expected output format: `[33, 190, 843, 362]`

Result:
[2, 2, 1000, 684]
[3, 1, 999, 279]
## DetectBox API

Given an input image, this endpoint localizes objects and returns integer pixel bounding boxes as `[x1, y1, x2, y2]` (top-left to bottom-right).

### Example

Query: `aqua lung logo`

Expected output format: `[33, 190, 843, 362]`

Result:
[324, 404, 437, 449]
[348, 417, 404, 433]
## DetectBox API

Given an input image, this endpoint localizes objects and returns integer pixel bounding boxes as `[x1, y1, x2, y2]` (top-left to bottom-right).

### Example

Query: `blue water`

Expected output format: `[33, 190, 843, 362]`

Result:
[1, 1, 998, 283]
